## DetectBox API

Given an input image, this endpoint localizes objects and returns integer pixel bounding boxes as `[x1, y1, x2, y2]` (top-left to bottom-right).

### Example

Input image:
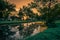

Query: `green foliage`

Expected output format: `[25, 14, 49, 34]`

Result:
[33, 0, 60, 28]
[0, 0, 16, 20]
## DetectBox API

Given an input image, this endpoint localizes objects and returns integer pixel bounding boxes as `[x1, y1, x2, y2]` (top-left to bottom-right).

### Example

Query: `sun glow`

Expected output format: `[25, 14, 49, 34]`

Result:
[9, 0, 33, 11]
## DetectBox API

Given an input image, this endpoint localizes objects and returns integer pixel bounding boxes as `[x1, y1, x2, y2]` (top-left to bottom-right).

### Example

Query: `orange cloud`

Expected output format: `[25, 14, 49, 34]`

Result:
[9, 0, 33, 10]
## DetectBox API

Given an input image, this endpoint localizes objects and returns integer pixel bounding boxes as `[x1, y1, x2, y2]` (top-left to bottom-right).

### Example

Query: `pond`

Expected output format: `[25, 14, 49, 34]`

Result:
[0, 22, 47, 40]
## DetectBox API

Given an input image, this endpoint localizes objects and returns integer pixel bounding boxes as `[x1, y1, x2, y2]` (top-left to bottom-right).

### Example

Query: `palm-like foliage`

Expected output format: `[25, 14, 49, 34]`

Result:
[0, 0, 16, 20]
[18, 8, 24, 20]
[33, 0, 59, 28]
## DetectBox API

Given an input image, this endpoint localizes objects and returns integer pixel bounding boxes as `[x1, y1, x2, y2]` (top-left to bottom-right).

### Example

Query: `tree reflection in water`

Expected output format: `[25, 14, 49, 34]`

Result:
[0, 22, 47, 40]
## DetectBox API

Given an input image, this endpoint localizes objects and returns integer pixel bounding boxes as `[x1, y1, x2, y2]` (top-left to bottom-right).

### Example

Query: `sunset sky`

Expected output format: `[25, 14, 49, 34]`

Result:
[8, 0, 60, 11]
[9, 0, 33, 11]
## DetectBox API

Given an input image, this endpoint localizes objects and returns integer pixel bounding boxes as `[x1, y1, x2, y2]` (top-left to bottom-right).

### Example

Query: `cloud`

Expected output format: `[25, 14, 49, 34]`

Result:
[9, 0, 33, 10]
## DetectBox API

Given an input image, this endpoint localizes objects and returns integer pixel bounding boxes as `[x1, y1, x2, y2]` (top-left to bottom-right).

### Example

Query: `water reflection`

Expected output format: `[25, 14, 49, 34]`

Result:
[0, 22, 47, 40]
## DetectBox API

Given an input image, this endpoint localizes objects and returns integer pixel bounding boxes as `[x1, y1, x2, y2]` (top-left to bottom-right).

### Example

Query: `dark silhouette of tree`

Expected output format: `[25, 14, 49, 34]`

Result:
[33, 0, 59, 28]
[0, 0, 16, 20]
[18, 8, 25, 20]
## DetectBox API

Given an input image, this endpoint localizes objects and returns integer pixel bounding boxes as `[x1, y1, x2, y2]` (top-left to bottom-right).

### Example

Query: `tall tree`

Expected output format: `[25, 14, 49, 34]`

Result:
[33, 0, 59, 28]
[0, 0, 16, 20]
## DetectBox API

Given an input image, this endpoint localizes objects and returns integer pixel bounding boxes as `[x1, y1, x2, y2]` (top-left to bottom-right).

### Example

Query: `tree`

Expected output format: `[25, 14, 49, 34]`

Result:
[18, 8, 25, 20]
[0, 0, 16, 20]
[33, 0, 59, 28]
